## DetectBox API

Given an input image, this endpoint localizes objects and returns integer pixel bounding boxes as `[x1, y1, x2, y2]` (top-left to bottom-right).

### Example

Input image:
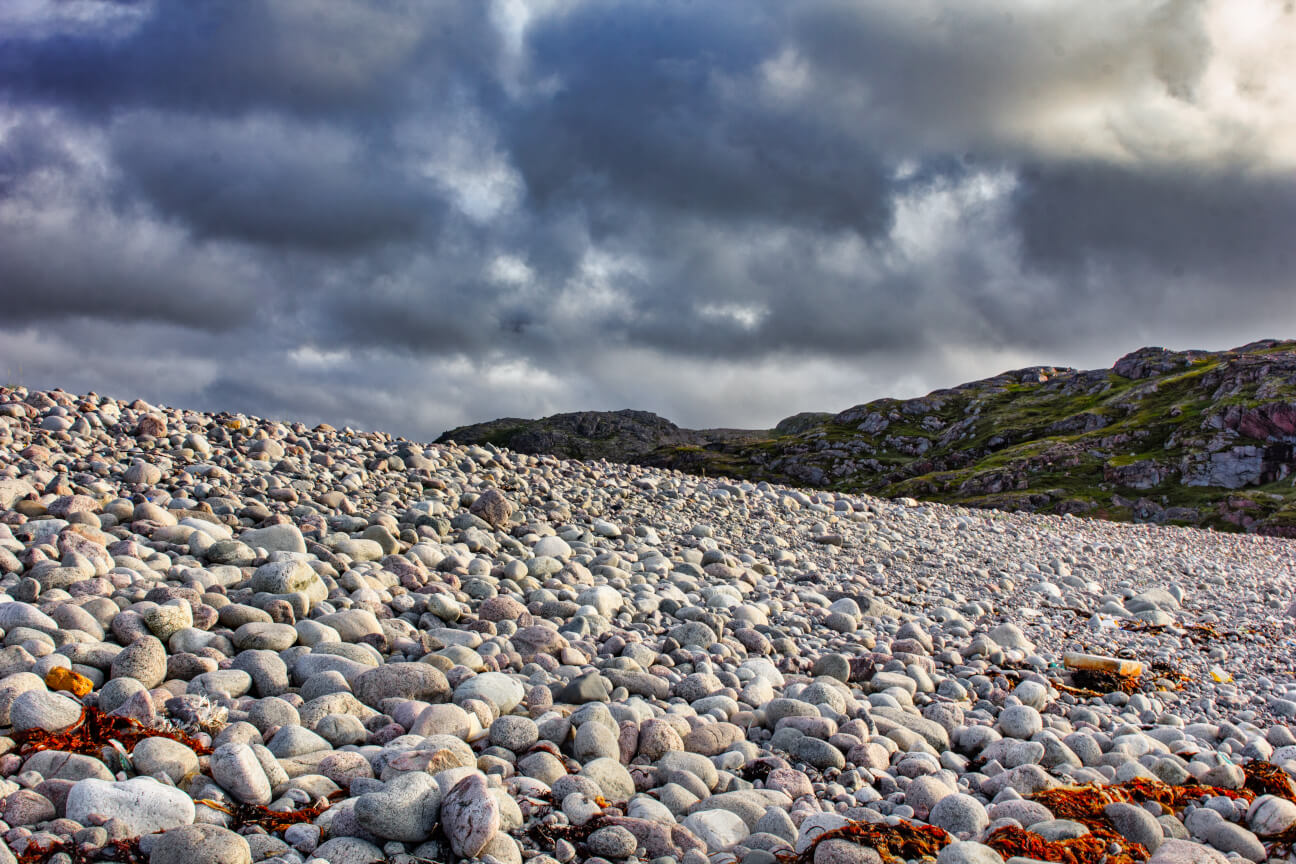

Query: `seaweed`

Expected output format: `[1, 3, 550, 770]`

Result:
[1025, 779, 1250, 864]
[775, 819, 952, 864]
[1146, 661, 1190, 689]
[13, 706, 213, 757]
[1243, 761, 1296, 802]
[193, 796, 336, 831]
[1051, 659, 1186, 696]
[1051, 680, 1104, 699]
[739, 757, 782, 782]
[1120, 619, 1260, 646]
[1069, 667, 1143, 695]
[528, 812, 614, 849]
[16, 837, 145, 864]
[986, 824, 1141, 864]
[1027, 770, 1296, 861]
[1031, 778, 1250, 819]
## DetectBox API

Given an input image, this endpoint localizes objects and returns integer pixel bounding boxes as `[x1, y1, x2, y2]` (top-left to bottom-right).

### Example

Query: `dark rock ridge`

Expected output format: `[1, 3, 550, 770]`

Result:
[440, 340, 1296, 534]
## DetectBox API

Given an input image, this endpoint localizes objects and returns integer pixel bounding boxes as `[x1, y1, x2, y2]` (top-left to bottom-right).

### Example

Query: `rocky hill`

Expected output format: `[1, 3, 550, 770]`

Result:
[440, 340, 1296, 535]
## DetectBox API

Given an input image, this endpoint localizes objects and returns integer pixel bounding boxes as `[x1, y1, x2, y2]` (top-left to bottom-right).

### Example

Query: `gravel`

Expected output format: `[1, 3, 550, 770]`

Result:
[1, 385, 1295, 864]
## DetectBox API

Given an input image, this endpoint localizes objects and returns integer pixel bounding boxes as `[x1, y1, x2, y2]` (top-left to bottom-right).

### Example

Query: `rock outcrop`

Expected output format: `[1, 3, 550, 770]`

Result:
[441, 340, 1296, 534]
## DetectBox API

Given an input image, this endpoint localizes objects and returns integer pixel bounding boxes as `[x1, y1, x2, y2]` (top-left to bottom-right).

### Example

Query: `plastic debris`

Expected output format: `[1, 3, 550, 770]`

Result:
[1063, 653, 1144, 676]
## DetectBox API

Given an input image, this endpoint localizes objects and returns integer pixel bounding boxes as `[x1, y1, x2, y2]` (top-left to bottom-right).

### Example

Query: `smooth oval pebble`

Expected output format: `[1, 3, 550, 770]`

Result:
[441, 773, 500, 858]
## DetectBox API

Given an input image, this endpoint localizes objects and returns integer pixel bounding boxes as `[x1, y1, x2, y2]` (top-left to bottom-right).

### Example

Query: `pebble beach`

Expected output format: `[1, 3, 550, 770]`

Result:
[1, 386, 1296, 864]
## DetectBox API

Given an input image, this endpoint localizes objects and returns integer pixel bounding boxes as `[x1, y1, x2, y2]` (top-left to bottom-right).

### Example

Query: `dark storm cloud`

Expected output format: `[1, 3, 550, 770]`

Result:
[110, 113, 438, 250]
[0, 0, 1291, 438]
[511, 1, 896, 237]
[1014, 163, 1296, 281]
[0, 112, 261, 330]
[0, 221, 256, 330]
[1, 1, 501, 119]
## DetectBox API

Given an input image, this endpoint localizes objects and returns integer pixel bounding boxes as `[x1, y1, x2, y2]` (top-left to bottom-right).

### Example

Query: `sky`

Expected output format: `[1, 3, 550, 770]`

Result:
[1, 0, 1294, 439]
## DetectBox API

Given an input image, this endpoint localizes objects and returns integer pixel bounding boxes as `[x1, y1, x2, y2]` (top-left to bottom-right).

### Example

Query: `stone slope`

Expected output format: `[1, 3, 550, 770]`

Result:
[1, 385, 1296, 864]
[440, 340, 1296, 534]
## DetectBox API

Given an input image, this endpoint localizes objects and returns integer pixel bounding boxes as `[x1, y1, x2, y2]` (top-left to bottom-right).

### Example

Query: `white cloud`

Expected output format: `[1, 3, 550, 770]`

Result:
[0, 0, 147, 40]
[1, 0, 1291, 442]
[289, 346, 349, 369]
[400, 106, 524, 223]
[791, 0, 1295, 171]
[698, 303, 768, 331]
[486, 254, 535, 286]
[759, 47, 812, 103]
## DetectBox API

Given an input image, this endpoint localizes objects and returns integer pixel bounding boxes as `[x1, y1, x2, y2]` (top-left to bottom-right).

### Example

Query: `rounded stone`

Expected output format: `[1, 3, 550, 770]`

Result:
[937, 841, 1005, 864]
[132, 737, 200, 784]
[588, 825, 639, 859]
[354, 771, 442, 842]
[441, 773, 500, 858]
[580, 757, 636, 801]
[998, 705, 1043, 740]
[210, 743, 272, 805]
[1104, 802, 1164, 853]
[149, 824, 252, 864]
[930, 794, 990, 840]
[66, 777, 196, 836]
[489, 715, 540, 752]
[352, 662, 449, 708]
[110, 636, 167, 689]
[454, 672, 525, 713]
[9, 689, 82, 732]
[814, 839, 883, 864]
[1247, 794, 1296, 836]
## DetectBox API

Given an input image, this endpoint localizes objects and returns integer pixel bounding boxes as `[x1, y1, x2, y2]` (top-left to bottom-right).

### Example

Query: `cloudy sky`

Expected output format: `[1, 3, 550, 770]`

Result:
[2, 0, 1293, 438]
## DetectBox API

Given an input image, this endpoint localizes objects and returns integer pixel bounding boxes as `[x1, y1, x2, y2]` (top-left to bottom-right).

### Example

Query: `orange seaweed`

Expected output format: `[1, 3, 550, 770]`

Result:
[776, 819, 952, 864]
[13, 706, 213, 756]
[1243, 761, 1296, 803]
[1026, 778, 1253, 863]
[1032, 778, 1249, 822]
[986, 824, 1143, 864]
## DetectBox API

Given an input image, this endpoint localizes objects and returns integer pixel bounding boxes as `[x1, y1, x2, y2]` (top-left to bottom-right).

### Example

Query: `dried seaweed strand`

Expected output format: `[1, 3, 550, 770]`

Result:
[1243, 760, 1296, 803]
[13, 706, 213, 756]
[1052, 680, 1108, 699]
[194, 796, 335, 831]
[1032, 778, 1250, 820]
[528, 812, 616, 849]
[1069, 667, 1143, 694]
[16, 837, 146, 864]
[1025, 778, 1255, 863]
[775, 819, 952, 864]
[986, 824, 1142, 864]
